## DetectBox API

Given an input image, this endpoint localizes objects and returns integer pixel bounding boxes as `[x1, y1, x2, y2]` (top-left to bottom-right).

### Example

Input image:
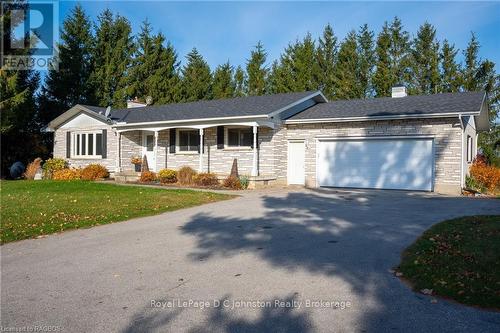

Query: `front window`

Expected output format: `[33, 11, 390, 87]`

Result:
[73, 132, 103, 158]
[227, 127, 252, 147]
[178, 130, 200, 152]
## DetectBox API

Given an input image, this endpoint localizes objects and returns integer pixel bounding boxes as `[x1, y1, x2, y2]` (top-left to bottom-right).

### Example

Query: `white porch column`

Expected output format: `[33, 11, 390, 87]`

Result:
[199, 128, 204, 172]
[251, 125, 258, 176]
[116, 132, 121, 173]
[154, 130, 159, 172]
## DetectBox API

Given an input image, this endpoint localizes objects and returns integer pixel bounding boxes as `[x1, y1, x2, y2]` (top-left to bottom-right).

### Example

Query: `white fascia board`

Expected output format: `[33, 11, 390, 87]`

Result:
[267, 91, 327, 118]
[112, 115, 268, 129]
[284, 112, 481, 124]
[47, 104, 109, 130]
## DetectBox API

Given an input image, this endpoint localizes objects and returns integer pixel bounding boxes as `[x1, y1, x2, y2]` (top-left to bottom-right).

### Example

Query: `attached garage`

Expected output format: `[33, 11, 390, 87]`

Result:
[317, 137, 434, 191]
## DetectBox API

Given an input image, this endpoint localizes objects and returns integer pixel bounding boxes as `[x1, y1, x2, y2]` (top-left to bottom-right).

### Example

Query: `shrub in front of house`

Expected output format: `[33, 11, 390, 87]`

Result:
[24, 158, 42, 180]
[193, 173, 219, 187]
[53, 168, 82, 180]
[469, 156, 500, 193]
[223, 175, 242, 190]
[81, 164, 110, 180]
[140, 171, 157, 183]
[239, 175, 249, 189]
[178, 166, 197, 185]
[42, 158, 68, 179]
[158, 169, 177, 184]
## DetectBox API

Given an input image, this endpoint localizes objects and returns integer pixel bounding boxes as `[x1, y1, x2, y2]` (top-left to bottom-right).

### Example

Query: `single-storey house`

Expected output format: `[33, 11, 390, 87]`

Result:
[47, 86, 489, 194]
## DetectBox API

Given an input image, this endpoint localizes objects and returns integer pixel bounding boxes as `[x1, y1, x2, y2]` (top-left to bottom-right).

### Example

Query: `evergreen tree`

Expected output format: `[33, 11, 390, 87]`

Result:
[233, 65, 246, 97]
[388, 17, 411, 86]
[267, 60, 290, 94]
[271, 33, 319, 93]
[357, 24, 375, 98]
[333, 31, 360, 99]
[127, 21, 181, 104]
[90, 9, 134, 107]
[373, 22, 392, 97]
[246, 42, 268, 95]
[462, 32, 481, 92]
[180, 48, 212, 101]
[440, 40, 461, 92]
[410, 22, 440, 94]
[1, 0, 43, 175]
[316, 24, 338, 99]
[38, 4, 94, 125]
[212, 62, 235, 99]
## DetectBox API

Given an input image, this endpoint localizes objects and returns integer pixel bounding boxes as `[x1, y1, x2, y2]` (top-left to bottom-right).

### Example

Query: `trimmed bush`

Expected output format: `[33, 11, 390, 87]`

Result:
[178, 166, 197, 185]
[158, 169, 177, 184]
[193, 173, 219, 187]
[223, 175, 242, 190]
[469, 156, 500, 193]
[42, 158, 68, 179]
[81, 164, 109, 180]
[239, 175, 249, 189]
[24, 158, 42, 180]
[140, 171, 157, 183]
[53, 168, 82, 180]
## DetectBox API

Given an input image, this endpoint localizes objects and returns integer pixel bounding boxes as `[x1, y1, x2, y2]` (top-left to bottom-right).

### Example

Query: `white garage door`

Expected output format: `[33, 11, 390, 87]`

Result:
[317, 138, 434, 191]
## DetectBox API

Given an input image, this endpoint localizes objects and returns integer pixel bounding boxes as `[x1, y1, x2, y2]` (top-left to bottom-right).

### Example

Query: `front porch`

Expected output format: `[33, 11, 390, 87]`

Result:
[113, 121, 277, 182]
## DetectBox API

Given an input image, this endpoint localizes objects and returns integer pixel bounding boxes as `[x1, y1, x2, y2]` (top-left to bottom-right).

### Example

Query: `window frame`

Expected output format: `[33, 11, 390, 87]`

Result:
[72, 131, 103, 159]
[224, 126, 253, 149]
[176, 129, 200, 154]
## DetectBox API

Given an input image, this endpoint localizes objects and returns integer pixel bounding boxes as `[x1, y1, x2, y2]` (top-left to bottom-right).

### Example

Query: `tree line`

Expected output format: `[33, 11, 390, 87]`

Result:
[1, 3, 499, 175]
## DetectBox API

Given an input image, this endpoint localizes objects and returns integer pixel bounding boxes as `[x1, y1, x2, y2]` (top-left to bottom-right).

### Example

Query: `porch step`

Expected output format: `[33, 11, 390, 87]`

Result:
[114, 172, 140, 183]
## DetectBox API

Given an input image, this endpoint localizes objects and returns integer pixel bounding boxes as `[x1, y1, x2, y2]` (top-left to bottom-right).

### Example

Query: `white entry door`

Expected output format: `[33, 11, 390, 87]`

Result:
[142, 132, 156, 171]
[288, 140, 305, 185]
[317, 138, 434, 191]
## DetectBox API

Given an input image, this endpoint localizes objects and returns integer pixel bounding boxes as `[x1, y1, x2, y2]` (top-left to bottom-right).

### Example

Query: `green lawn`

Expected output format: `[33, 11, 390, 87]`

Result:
[398, 215, 500, 309]
[0, 180, 232, 244]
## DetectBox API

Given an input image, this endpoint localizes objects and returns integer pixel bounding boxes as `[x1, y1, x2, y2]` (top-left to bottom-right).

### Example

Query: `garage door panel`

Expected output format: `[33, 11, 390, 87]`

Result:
[318, 139, 433, 191]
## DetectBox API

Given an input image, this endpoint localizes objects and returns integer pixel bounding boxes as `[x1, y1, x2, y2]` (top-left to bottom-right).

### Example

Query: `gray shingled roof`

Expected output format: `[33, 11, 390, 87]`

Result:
[287, 91, 485, 121]
[100, 91, 317, 124]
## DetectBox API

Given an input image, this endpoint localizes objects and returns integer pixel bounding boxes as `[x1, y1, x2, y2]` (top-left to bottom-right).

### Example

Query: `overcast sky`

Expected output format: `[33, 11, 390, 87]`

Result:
[60, 1, 500, 69]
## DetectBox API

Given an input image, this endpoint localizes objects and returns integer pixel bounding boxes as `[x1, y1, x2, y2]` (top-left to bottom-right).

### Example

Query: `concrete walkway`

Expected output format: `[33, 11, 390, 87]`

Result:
[1, 188, 499, 332]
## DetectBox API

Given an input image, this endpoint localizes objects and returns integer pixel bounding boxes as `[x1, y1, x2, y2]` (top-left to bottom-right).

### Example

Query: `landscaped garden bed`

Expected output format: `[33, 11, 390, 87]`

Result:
[0, 180, 232, 244]
[396, 215, 500, 310]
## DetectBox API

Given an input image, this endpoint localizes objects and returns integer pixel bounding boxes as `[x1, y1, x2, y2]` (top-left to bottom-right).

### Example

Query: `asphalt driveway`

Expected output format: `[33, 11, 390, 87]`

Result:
[1, 188, 499, 332]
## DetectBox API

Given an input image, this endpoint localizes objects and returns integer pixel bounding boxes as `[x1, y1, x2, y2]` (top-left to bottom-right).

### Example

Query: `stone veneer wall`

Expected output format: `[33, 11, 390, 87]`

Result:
[54, 124, 117, 172]
[276, 117, 463, 194]
[120, 127, 276, 176]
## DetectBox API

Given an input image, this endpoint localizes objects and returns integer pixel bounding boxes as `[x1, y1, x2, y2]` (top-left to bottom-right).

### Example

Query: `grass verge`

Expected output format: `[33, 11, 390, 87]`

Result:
[398, 215, 500, 310]
[0, 180, 232, 244]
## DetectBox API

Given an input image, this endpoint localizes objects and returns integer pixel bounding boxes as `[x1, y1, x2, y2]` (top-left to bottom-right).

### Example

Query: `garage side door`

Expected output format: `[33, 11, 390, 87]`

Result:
[317, 138, 433, 191]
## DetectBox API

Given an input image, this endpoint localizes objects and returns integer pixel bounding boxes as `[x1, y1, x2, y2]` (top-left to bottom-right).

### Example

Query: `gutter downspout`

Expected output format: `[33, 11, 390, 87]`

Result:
[459, 114, 464, 189]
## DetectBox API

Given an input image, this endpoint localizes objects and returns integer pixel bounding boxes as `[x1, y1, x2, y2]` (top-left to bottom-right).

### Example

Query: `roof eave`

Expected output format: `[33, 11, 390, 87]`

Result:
[47, 104, 110, 130]
[284, 112, 482, 124]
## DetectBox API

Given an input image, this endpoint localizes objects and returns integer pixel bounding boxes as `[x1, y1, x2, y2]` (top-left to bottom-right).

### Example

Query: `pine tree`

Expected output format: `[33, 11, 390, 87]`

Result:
[180, 48, 212, 101]
[373, 22, 392, 97]
[1, 1, 43, 174]
[410, 22, 440, 94]
[316, 24, 338, 99]
[388, 17, 411, 86]
[267, 60, 291, 94]
[246, 42, 268, 95]
[440, 40, 461, 92]
[90, 9, 134, 107]
[38, 4, 95, 125]
[212, 62, 235, 99]
[357, 24, 375, 98]
[234, 65, 246, 97]
[333, 31, 360, 99]
[462, 32, 481, 92]
[128, 21, 181, 104]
